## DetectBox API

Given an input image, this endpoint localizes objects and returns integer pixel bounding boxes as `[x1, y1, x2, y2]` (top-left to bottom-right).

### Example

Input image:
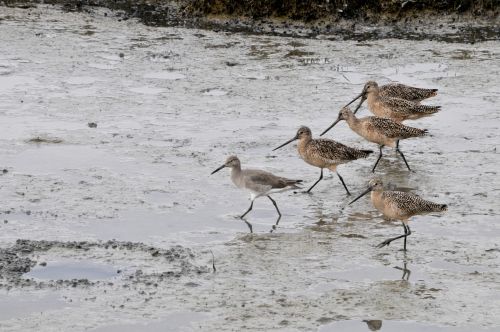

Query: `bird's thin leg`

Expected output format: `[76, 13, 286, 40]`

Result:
[396, 140, 411, 171]
[372, 145, 384, 173]
[402, 222, 408, 251]
[306, 169, 323, 193]
[240, 200, 254, 219]
[336, 171, 351, 196]
[267, 196, 281, 218]
[402, 261, 411, 280]
[243, 219, 253, 233]
[404, 224, 411, 251]
[267, 195, 282, 233]
[377, 223, 410, 249]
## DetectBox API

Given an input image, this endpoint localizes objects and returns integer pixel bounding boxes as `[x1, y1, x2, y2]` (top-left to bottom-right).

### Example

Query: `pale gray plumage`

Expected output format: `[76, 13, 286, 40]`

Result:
[211, 155, 301, 232]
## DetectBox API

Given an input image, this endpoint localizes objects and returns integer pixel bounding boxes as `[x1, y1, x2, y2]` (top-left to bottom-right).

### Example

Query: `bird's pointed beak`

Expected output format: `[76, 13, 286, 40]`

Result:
[211, 164, 225, 175]
[343, 92, 364, 108]
[320, 117, 341, 136]
[349, 186, 373, 205]
[352, 94, 366, 114]
[273, 136, 298, 151]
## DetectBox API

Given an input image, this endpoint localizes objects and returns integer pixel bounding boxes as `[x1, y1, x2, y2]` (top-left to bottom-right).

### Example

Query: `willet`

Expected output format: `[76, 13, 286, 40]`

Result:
[346, 81, 441, 122]
[273, 126, 372, 195]
[211, 155, 302, 232]
[320, 107, 428, 172]
[349, 178, 447, 251]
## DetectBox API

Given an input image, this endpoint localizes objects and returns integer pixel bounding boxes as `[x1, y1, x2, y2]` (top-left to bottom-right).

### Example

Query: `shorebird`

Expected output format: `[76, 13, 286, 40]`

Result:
[211, 155, 302, 232]
[273, 126, 372, 195]
[320, 107, 428, 172]
[349, 178, 447, 251]
[346, 81, 437, 110]
[345, 81, 441, 122]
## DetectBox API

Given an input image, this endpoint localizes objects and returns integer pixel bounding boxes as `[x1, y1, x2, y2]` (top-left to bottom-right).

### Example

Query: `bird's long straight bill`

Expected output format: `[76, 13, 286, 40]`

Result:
[343, 92, 363, 108]
[273, 137, 297, 151]
[320, 118, 341, 136]
[352, 96, 366, 114]
[210, 165, 225, 175]
[349, 187, 372, 205]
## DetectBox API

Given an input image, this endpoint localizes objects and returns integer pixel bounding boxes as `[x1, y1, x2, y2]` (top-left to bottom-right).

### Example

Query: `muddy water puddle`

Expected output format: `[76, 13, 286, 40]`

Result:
[25, 260, 120, 281]
[0, 4, 499, 331]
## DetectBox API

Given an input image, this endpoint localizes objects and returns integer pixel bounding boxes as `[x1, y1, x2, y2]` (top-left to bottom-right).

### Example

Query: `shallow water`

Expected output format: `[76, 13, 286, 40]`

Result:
[0, 5, 499, 332]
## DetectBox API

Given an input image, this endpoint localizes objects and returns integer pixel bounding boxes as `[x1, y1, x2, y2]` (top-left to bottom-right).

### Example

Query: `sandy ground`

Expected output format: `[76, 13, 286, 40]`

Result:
[0, 5, 499, 331]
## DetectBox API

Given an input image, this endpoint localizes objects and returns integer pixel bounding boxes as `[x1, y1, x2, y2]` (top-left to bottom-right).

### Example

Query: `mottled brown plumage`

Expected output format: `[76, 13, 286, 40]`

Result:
[321, 107, 428, 172]
[379, 83, 438, 103]
[273, 126, 372, 194]
[350, 178, 448, 251]
[350, 81, 441, 122]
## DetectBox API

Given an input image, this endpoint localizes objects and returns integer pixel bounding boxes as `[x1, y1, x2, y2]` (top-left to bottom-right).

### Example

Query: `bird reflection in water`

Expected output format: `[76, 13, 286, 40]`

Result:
[394, 259, 411, 281]
[363, 319, 382, 331]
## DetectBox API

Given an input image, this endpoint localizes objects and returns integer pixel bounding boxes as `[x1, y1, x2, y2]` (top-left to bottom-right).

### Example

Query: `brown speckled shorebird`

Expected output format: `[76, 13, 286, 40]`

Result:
[349, 178, 448, 251]
[346, 81, 437, 108]
[320, 107, 428, 172]
[211, 155, 302, 232]
[273, 126, 373, 195]
[345, 81, 441, 122]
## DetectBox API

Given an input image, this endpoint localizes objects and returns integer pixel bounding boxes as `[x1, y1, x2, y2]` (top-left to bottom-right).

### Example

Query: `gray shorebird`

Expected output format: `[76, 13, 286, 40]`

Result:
[273, 126, 372, 195]
[211, 155, 302, 232]
[345, 81, 441, 122]
[349, 178, 447, 251]
[320, 107, 428, 172]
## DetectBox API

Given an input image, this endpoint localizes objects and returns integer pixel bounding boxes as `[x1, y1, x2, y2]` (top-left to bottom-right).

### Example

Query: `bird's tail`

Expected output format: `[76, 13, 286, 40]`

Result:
[432, 203, 448, 212]
[422, 105, 441, 114]
[361, 149, 374, 158]
[286, 179, 303, 189]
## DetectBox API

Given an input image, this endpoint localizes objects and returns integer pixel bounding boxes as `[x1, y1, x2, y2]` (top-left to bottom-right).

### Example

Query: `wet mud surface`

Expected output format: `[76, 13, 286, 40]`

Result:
[0, 5, 500, 331]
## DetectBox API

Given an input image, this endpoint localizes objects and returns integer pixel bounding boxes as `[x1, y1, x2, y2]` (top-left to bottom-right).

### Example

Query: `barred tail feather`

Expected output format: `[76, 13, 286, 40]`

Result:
[433, 203, 448, 212]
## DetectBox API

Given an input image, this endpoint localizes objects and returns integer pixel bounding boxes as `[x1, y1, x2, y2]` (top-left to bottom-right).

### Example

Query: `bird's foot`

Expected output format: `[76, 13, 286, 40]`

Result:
[376, 239, 392, 248]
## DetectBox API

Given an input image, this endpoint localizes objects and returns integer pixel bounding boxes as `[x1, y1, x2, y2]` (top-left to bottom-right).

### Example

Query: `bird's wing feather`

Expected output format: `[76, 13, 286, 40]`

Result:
[368, 117, 426, 139]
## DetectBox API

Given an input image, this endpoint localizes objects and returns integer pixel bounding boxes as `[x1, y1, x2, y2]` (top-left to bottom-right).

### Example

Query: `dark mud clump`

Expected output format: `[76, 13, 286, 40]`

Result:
[0, 239, 210, 289]
[2, 0, 499, 43]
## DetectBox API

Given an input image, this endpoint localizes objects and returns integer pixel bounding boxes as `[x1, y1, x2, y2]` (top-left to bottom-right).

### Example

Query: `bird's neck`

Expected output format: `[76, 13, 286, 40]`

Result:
[370, 190, 383, 205]
[297, 136, 312, 156]
[367, 91, 379, 107]
[345, 114, 362, 133]
[230, 165, 242, 185]
[230, 164, 242, 175]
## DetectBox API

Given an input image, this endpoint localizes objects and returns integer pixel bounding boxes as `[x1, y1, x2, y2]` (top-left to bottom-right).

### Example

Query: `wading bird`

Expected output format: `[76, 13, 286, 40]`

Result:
[320, 107, 428, 172]
[345, 81, 441, 122]
[273, 126, 372, 195]
[211, 155, 302, 232]
[349, 178, 447, 251]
